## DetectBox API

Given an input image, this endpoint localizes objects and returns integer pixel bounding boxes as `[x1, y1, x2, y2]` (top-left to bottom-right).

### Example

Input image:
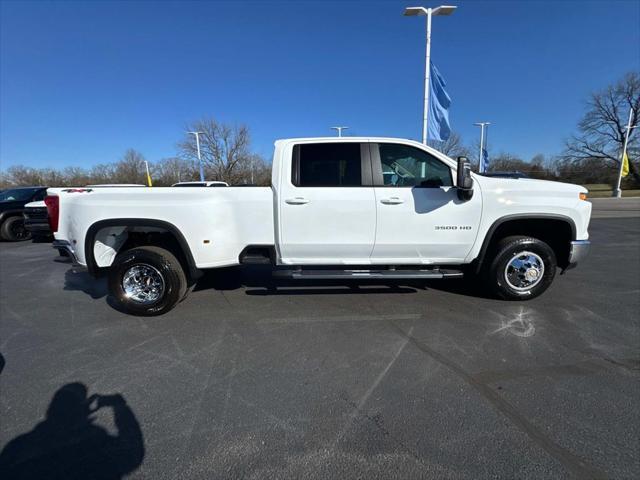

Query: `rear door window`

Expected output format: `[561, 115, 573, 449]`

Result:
[293, 143, 362, 187]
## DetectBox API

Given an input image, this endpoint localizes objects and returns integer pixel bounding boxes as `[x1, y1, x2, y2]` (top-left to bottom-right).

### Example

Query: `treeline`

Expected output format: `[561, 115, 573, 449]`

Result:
[0, 118, 271, 188]
[0, 150, 271, 188]
[1, 140, 632, 189]
[468, 152, 637, 187]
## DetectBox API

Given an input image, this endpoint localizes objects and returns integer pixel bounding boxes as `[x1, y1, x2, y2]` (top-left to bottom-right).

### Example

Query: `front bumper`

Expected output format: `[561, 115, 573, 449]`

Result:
[567, 240, 591, 268]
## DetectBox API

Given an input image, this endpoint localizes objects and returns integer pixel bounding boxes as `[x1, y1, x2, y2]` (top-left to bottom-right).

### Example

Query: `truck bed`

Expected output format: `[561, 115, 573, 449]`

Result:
[51, 186, 275, 269]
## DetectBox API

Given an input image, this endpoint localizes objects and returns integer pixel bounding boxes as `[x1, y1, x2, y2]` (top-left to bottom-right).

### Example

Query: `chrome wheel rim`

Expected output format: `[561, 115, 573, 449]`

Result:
[504, 251, 545, 291]
[122, 264, 165, 304]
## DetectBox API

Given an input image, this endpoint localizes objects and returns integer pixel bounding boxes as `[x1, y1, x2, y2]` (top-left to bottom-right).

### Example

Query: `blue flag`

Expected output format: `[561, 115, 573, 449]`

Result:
[428, 62, 451, 142]
[482, 148, 489, 173]
[481, 126, 490, 172]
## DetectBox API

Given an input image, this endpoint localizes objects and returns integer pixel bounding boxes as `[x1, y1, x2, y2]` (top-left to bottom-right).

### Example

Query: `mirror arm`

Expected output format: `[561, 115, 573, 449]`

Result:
[457, 188, 473, 201]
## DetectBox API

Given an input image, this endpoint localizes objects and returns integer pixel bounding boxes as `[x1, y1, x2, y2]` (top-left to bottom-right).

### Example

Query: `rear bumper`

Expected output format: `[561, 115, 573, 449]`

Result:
[567, 240, 590, 268]
[24, 219, 51, 233]
[52, 240, 84, 269]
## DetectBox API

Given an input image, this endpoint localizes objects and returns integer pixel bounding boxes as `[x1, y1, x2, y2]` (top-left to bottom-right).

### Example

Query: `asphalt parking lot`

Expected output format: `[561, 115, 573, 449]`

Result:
[1, 198, 639, 479]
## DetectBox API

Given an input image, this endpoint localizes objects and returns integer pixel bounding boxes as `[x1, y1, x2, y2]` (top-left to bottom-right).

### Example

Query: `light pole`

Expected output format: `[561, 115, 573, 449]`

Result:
[189, 131, 205, 182]
[404, 5, 457, 145]
[474, 122, 490, 173]
[613, 107, 636, 198]
[331, 126, 349, 137]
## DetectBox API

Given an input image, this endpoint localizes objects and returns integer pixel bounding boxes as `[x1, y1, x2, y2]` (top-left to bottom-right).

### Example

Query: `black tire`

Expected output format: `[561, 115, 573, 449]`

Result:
[484, 235, 557, 300]
[0, 216, 32, 242]
[108, 246, 187, 316]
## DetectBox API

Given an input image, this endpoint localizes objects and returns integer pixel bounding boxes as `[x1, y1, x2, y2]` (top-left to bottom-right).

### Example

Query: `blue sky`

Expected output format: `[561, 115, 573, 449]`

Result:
[1, 0, 639, 169]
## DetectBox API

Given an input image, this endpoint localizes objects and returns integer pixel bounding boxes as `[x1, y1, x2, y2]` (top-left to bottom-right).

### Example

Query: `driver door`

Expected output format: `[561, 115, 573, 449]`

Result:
[369, 142, 481, 264]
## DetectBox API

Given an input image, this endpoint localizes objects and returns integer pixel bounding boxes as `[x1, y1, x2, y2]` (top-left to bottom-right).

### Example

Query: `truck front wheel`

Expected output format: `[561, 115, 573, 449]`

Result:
[485, 235, 557, 300]
[108, 246, 187, 316]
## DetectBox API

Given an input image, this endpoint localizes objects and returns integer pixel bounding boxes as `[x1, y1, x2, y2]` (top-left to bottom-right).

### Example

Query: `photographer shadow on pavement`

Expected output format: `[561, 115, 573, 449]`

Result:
[0, 383, 144, 480]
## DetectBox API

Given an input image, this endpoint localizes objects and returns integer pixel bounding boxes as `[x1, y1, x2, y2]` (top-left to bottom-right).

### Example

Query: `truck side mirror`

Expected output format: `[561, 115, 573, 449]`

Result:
[456, 156, 474, 201]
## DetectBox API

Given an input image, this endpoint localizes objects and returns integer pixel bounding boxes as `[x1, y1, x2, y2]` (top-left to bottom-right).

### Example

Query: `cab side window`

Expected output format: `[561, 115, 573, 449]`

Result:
[377, 143, 452, 188]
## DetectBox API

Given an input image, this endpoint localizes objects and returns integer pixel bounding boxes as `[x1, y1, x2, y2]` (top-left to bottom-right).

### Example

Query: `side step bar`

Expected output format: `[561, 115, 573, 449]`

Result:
[273, 268, 464, 280]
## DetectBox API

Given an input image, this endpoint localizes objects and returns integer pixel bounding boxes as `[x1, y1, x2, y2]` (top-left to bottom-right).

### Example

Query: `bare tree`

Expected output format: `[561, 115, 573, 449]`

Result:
[0, 170, 12, 188]
[429, 131, 470, 159]
[488, 152, 526, 172]
[113, 149, 147, 185]
[564, 72, 640, 183]
[153, 157, 199, 186]
[232, 154, 272, 185]
[5, 166, 44, 186]
[89, 163, 117, 185]
[62, 166, 90, 186]
[178, 118, 253, 184]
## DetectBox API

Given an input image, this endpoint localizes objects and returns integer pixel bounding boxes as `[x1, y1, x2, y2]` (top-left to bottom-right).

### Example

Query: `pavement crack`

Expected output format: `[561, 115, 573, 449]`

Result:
[331, 326, 413, 447]
[471, 359, 614, 384]
[388, 321, 607, 480]
[219, 290, 233, 307]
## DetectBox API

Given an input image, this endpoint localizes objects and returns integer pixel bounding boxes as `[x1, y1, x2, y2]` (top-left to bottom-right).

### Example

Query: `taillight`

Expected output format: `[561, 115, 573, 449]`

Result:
[44, 195, 59, 232]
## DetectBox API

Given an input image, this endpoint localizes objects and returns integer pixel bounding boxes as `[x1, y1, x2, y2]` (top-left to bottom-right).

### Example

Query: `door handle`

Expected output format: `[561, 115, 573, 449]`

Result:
[380, 197, 404, 205]
[285, 197, 310, 205]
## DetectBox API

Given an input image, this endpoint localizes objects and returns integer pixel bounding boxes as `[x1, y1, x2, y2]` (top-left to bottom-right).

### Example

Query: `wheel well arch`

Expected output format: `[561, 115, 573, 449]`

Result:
[0, 210, 25, 223]
[474, 215, 576, 272]
[85, 219, 200, 280]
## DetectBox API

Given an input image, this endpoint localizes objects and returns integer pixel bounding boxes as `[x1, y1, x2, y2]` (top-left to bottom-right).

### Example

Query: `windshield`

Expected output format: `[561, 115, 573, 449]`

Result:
[0, 188, 40, 202]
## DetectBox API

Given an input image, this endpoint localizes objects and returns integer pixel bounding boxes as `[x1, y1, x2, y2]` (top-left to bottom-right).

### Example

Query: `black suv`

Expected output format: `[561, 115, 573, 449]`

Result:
[0, 187, 48, 241]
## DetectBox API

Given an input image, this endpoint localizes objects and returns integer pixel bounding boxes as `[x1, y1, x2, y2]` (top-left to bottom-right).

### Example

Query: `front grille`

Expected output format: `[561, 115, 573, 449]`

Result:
[24, 207, 48, 220]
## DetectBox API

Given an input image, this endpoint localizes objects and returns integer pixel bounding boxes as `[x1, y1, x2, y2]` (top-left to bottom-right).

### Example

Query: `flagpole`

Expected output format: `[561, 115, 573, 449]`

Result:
[479, 125, 484, 173]
[474, 122, 490, 173]
[613, 108, 635, 198]
[423, 8, 432, 145]
[404, 6, 456, 145]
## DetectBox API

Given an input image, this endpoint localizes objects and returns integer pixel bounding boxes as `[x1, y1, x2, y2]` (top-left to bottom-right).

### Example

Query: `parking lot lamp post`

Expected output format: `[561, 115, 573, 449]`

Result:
[189, 131, 205, 182]
[404, 5, 457, 145]
[331, 126, 349, 137]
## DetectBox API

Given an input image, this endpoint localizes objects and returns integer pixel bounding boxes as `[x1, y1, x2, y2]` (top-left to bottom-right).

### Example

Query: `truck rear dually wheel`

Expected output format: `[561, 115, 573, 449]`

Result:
[485, 235, 557, 300]
[108, 246, 187, 316]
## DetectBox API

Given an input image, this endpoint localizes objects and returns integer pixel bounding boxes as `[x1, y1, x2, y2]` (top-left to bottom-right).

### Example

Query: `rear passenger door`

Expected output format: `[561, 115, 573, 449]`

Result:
[277, 141, 376, 264]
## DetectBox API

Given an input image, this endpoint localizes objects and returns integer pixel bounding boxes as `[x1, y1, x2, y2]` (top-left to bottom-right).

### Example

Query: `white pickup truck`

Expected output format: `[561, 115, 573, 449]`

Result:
[46, 137, 592, 315]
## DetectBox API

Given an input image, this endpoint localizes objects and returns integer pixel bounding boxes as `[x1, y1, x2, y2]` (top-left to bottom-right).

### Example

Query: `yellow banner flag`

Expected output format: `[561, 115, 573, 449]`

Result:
[622, 151, 629, 177]
[144, 161, 153, 186]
